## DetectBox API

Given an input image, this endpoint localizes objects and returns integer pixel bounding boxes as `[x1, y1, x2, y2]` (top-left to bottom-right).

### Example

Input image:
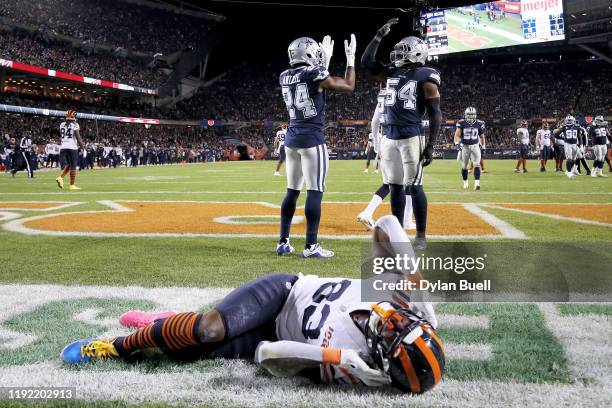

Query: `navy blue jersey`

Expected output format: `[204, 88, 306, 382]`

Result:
[456, 119, 485, 145]
[558, 124, 581, 145]
[382, 65, 441, 140]
[588, 124, 609, 145]
[279, 65, 329, 148]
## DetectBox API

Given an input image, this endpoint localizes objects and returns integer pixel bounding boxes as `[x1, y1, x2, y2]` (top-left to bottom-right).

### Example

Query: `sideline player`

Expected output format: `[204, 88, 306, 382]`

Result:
[552, 121, 565, 172]
[514, 120, 530, 173]
[273, 124, 287, 176]
[9, 135, 35, 178]
[56, 110, 85, 190]
[277, 35, 357, 258]
[454, 107, 485, 190]
[61, 215, 444, 394]
[535, 122, 552, 172]
[362, 18, 442, 250]
[588, 115, 610, 177]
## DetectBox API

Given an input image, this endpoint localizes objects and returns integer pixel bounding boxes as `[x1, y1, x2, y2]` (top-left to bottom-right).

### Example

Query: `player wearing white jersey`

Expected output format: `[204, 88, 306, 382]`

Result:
[535, 122, 552, 172]
[273, 125, 287, 176]
[515, 120, 530, 173]
[62, 215, 444, 394]
[363, 132, 378, 173]
[56, 110, 85, 190]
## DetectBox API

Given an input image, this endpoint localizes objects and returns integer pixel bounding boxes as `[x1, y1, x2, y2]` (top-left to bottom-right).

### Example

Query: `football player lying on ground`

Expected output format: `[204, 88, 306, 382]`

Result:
[61, 215, 444, 394]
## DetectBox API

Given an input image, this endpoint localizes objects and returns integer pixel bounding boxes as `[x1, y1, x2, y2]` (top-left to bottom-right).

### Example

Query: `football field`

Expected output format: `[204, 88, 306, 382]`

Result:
[446, 10, 524, 53]
[0, 159, 611, 407]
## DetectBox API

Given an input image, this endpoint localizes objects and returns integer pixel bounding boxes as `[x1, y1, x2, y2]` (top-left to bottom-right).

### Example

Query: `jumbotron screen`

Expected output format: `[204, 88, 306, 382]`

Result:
[421, 0, 565, 55]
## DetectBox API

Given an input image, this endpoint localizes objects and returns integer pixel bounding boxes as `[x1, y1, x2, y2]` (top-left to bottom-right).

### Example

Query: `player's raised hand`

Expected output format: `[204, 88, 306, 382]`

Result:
[377, 18, 399, 38]
[344, 34, 356, 67]
[319, 35, 334, 69]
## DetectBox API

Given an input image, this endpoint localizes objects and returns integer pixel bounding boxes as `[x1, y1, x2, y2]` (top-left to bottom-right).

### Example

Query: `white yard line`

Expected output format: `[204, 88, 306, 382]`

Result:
[462, 204, 527, 239]
[482, 204, 612, 228]
[1, 191, 610, 196]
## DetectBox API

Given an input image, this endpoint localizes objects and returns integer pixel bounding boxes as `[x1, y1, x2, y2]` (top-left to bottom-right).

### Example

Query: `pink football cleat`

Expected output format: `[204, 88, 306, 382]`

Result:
[119, 310, 177, 329]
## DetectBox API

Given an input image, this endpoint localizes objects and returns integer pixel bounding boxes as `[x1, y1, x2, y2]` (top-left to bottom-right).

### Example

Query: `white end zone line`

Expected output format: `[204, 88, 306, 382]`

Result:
[1, 200, 526, 240]
[1, 191, 611, 196]
[481, 204, 612, 228]
[0, 201, 84, 211]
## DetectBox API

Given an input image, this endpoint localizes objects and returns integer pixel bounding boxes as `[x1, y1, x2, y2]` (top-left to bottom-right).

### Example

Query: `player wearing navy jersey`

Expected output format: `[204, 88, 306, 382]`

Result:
[273, 124, 287, 176]
[535, 122, 552, 172]
[588, 116, 610, 178]
[574, 124, 591, 176]
[361, 18, 442, 250]
[277, 35, 356, 258]
[454, 107, 485, 190]
[358, 86, 416, 231]
[557, 115, 583, 179]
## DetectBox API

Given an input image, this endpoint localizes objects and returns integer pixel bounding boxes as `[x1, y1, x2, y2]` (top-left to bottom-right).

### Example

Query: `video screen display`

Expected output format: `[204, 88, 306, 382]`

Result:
[421, 0, 565, 55]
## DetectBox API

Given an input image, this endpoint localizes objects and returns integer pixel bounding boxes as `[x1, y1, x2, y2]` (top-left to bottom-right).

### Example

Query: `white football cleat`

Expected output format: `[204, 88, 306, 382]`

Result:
[598, 171, 608, 178]
[274, 171, 281, 177]
[404, 221, 417, 230]
[591, 170, 598, 178]
[374, 169, 379, 174]
[363, 168, 369, 173]
[357, 211, 375, 231]
[463, 180, 469, 189]
[302, 243, 334, 258]
[276, 239, 295, 256]
[566, 171, 576, 179]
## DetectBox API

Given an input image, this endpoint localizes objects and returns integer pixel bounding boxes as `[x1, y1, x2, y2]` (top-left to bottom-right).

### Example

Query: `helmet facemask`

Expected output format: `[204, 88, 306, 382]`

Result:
[365, 302, 444, 394]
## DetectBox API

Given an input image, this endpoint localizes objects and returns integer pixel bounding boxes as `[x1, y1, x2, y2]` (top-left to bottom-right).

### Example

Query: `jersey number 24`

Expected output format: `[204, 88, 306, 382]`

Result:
[282, 84, 317, 119]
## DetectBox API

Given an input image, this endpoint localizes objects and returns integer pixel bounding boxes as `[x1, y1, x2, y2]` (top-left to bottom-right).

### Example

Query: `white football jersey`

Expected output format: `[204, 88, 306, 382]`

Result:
[517, 127, 529, 145]
[275, 129, 286, 153]
[276, 275, 370, 356]
[538, 129, 551, 146]
[60, 122, 80, 150]
[376, 90, 386, 125]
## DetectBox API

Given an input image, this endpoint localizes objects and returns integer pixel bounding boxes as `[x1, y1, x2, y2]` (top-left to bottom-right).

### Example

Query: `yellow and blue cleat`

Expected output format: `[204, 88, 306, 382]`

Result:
[60, 338, 119, 365]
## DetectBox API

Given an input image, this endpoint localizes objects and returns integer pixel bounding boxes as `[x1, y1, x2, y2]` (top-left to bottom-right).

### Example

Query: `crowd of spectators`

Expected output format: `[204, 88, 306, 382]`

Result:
[0, 30, 165, 89]
[177, 59, 611, 122]
[0, 0, 215, 56]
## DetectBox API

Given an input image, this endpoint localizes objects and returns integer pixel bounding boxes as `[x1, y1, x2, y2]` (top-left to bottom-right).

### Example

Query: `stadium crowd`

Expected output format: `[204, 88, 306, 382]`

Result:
[0, 0, 215, 55]
[0, 30, 165, 89]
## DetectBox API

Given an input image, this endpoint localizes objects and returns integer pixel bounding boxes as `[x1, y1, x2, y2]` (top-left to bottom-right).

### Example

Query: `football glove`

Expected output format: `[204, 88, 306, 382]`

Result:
[338, 349, 390, 386]
[319, 35, 334, 69]
[421, 144, 434, 167]
[377, 18, 399, 38]
[481, 145, 486, 155]
[344, 34, 356, 67]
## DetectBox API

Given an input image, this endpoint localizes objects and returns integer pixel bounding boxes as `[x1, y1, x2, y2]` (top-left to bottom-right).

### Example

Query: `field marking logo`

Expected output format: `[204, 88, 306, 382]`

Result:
[0, 284, 609, 406]
[1, 200, 525, 239]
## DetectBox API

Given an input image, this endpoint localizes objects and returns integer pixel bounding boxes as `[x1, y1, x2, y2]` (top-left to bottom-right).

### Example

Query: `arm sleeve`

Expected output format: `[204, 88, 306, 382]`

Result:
[255, 341, 340, 378]
[360, 35, 388, 77]
[425, 97, 441, 147]
[371, 107, 381, 142]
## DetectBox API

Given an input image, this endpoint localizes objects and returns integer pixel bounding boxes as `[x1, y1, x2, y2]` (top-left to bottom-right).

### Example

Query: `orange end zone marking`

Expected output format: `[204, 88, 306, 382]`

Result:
[497, 204, 612, 225]
[20, 201, 499, 237]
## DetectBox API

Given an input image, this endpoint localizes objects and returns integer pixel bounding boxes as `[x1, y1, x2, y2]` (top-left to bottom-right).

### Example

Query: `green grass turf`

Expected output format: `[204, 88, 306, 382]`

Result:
[446, 10, 524, 52]
[0, 160, 610, 288]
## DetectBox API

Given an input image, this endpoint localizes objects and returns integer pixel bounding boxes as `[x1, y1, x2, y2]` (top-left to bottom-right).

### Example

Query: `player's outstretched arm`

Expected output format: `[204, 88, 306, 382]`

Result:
[320, 34, 356, 93]
[422, 81, 441, 166]
[255, 341, 389, 386]
[361, 18, 398, 80]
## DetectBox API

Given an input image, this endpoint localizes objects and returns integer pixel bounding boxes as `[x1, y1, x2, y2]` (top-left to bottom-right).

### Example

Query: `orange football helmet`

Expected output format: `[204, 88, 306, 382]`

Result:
[66, 110, 77, 120]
